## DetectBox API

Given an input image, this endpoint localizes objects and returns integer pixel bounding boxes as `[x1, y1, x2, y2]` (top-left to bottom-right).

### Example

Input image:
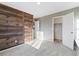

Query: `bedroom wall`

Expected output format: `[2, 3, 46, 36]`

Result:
[38, 16, 52, 41]
[38, 6, 79, 41]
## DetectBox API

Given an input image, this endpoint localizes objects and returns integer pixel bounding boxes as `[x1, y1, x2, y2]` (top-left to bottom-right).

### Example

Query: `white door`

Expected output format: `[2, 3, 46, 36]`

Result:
[62, 12, 74, 50]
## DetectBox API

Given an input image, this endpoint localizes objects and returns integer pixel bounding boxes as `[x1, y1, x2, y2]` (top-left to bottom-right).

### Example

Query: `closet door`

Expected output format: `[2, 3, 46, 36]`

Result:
[62, 12, 74, 50]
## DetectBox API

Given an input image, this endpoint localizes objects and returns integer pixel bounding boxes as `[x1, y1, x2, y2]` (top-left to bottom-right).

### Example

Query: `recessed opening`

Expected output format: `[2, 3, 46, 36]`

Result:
[54, 17, 62, 43]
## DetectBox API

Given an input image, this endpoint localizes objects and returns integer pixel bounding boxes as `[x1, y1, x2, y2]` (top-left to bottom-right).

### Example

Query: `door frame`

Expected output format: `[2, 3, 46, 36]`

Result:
[52, 12, 75, 50]
[52, 16, 63, 42]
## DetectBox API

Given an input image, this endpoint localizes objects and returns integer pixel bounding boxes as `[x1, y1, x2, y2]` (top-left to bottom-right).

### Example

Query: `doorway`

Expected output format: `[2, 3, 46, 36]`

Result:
[54, 17, 62, 43]
[52, 12, 74, 50]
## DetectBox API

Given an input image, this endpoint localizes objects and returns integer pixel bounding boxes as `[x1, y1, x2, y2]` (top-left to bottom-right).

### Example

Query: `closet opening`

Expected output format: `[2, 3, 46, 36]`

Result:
[54, 17, 62, 43]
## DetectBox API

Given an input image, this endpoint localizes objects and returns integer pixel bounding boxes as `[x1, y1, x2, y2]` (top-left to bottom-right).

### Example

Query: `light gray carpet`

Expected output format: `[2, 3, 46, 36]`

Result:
[0, 40, 77, 56]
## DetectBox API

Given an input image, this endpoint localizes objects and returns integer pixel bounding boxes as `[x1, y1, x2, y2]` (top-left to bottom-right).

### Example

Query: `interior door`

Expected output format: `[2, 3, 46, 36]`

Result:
[62, 12, 74, 50]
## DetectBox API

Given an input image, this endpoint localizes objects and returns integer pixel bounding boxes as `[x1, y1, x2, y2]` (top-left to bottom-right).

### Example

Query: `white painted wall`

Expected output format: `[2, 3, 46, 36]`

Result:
[35, 20, 40, 39]
[54, 17, 62, 24]
[74, 7, 79, 47]
[39, 17, 52, 41]
[35, 21, 39, 31]
[38, 7, 79, 44]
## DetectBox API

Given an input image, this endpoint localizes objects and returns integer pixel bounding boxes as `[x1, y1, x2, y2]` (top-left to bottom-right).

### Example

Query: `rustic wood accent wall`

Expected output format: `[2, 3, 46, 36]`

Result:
[24, 12, 33, 42]
[0, 4, 33, 50]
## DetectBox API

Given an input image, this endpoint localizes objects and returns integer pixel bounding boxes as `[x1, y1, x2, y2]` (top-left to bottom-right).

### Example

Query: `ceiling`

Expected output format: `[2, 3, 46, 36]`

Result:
[1, 2, 79, 18]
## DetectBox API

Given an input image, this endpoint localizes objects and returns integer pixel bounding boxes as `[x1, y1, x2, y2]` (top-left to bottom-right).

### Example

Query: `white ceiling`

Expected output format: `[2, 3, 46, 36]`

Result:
[1, 2, 79, 18]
